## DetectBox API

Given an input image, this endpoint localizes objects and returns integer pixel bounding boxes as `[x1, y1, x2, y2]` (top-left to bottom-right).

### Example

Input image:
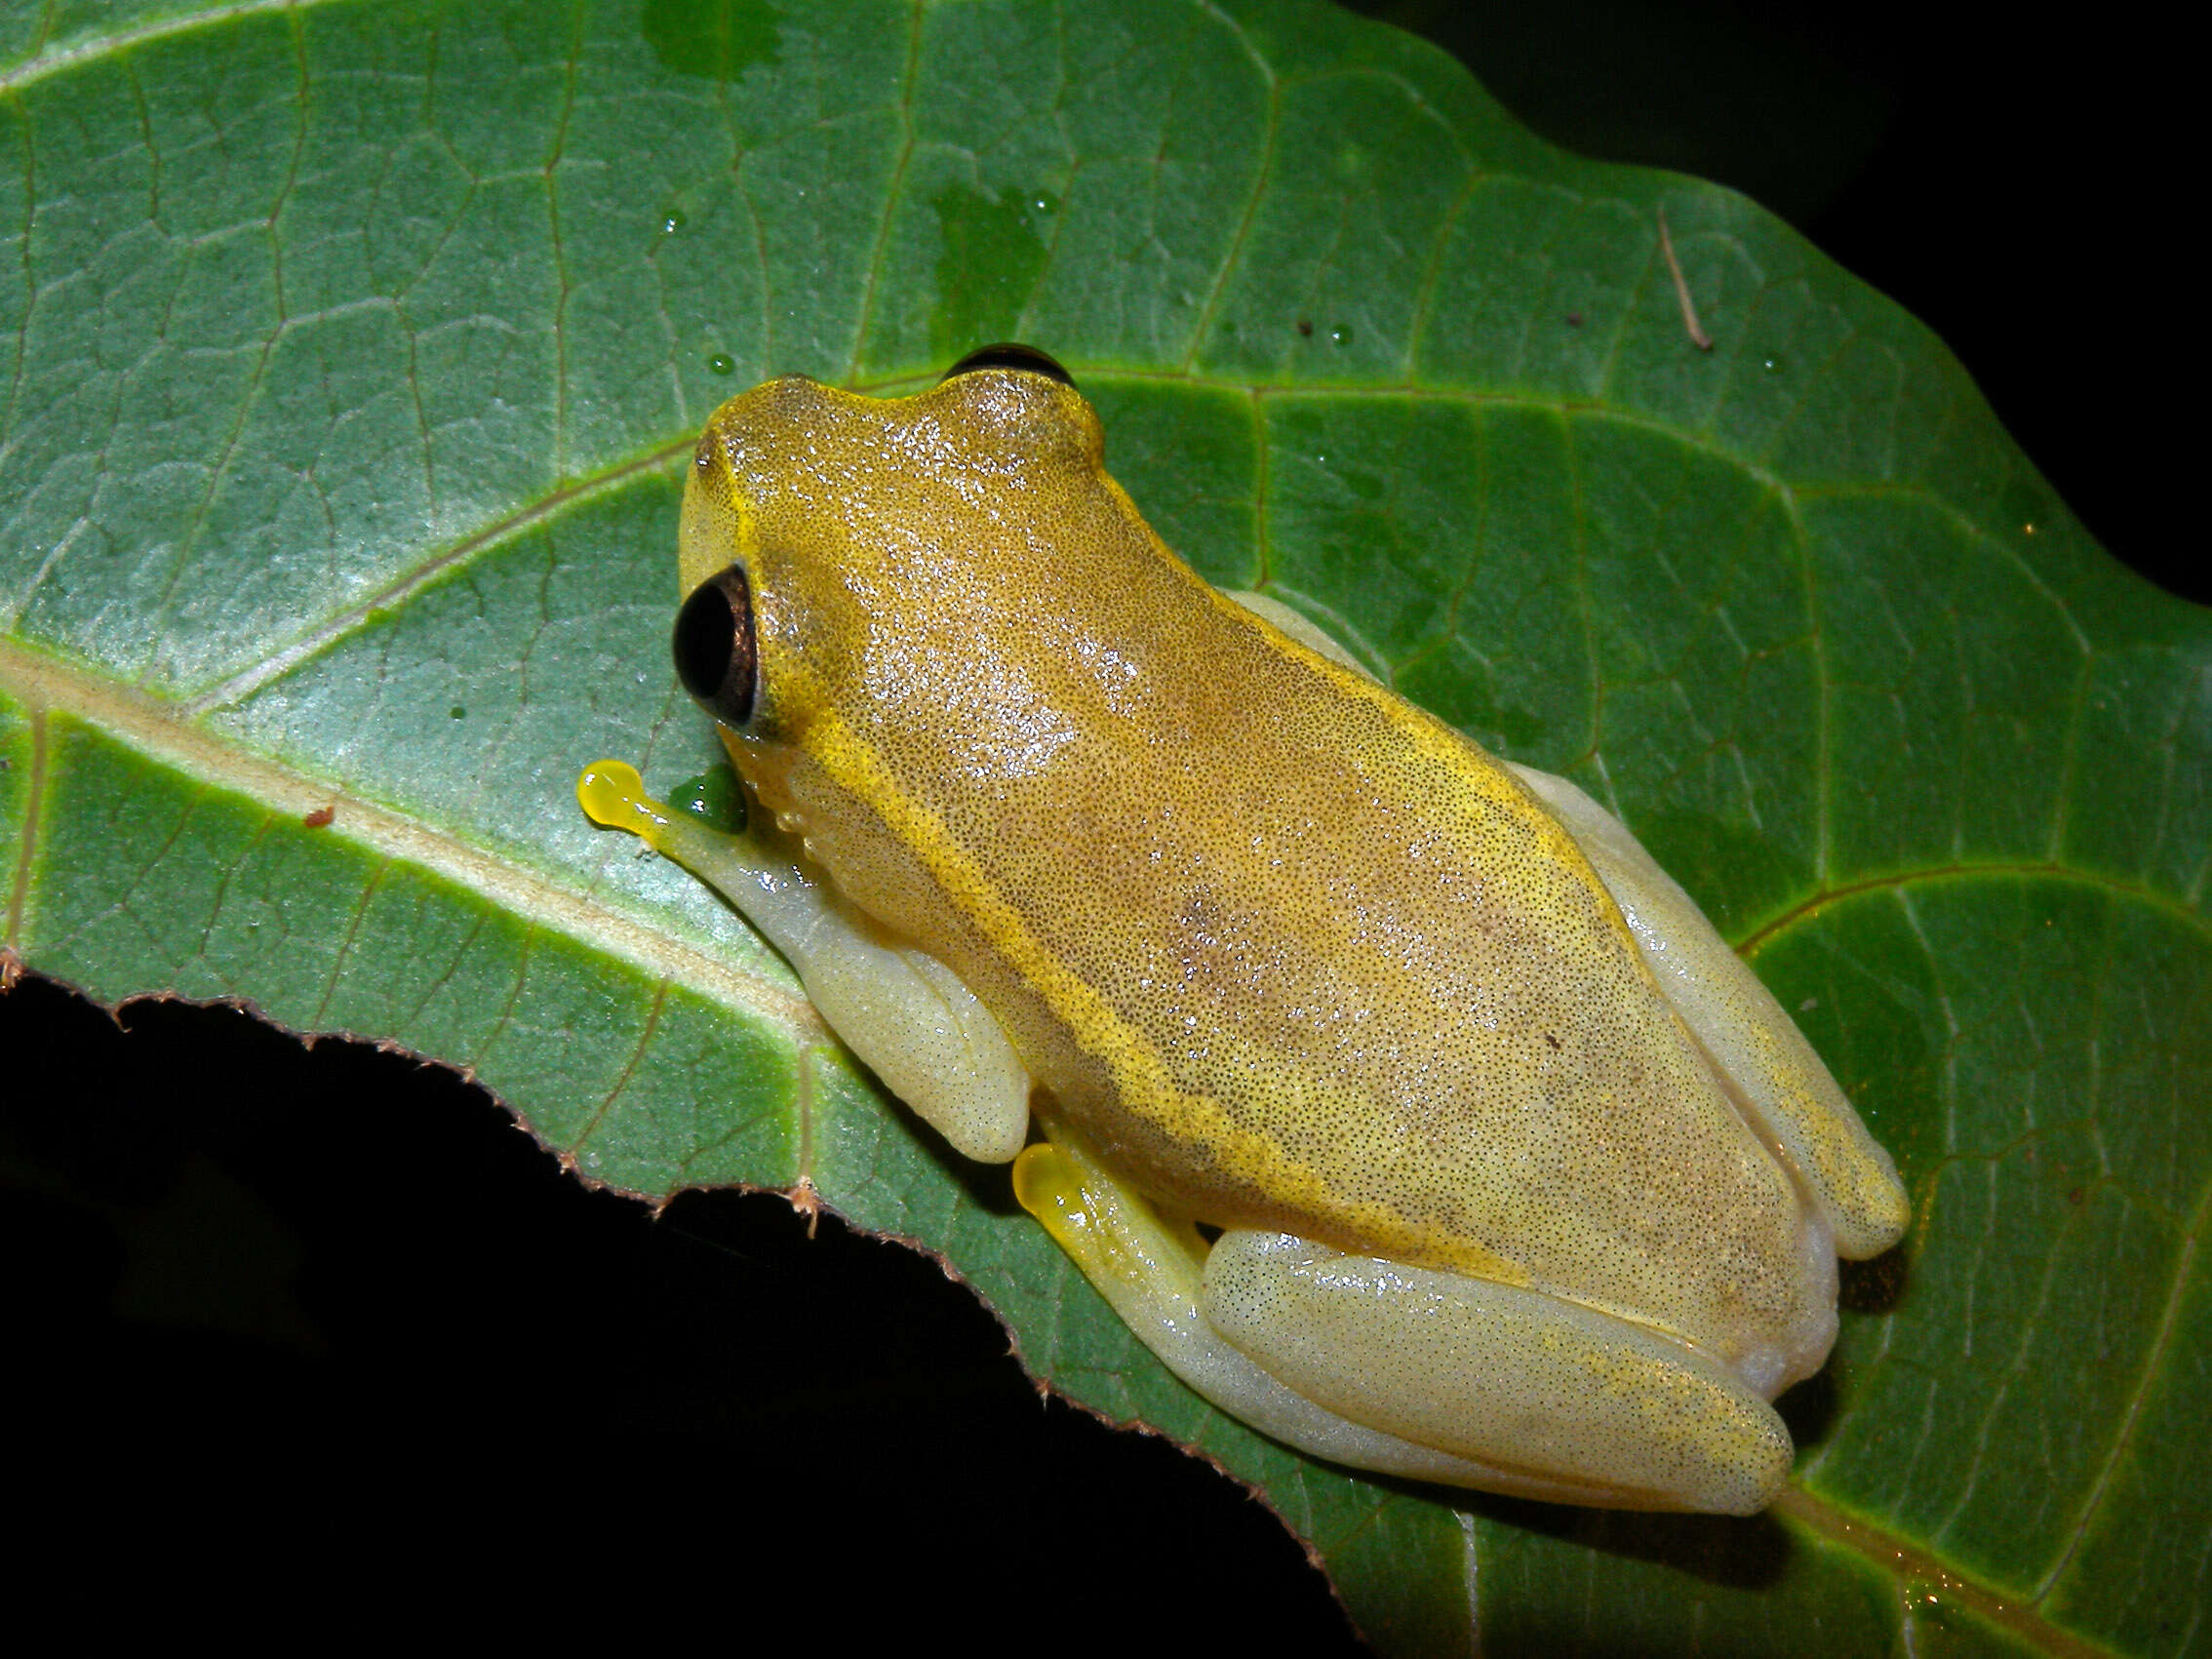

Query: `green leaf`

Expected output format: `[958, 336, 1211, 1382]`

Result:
[2, 1, 2204, 1651]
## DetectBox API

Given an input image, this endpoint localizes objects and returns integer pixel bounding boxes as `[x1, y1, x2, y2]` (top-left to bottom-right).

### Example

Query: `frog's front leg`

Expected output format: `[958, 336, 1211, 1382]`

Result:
[578, 762, 1032, 1162]
[1015, 1125, 1791, 1515]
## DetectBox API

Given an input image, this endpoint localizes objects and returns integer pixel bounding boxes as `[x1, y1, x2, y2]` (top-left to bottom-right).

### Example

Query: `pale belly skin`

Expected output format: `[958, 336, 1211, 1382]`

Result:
[578, 350, 1910, 1515]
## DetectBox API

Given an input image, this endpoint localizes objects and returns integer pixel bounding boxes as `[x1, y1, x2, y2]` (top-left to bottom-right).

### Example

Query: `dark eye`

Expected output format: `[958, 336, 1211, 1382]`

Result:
[939, 341, 1076, 388]
[672, 564, 759, 728]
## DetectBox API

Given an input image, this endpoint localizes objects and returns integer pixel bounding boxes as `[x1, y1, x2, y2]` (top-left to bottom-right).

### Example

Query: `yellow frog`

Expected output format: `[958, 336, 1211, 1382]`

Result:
[578, 344, 1909, 1515]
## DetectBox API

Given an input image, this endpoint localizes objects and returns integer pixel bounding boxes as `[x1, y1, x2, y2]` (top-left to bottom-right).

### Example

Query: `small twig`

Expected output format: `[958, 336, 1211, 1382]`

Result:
[1656, 207, 1714, 350]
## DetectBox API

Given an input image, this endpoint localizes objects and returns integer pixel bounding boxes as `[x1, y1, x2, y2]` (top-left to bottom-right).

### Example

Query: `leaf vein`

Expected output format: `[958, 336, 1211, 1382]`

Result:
[2031, 1173, 2211, 1604]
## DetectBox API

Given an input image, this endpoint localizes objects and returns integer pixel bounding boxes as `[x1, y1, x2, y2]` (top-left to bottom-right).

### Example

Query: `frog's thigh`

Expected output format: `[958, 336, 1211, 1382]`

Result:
[1505, 762, 1910, 1259]
[1223, 590, 1378, 682]
[1015, 1126, 1781, 1513]
[1202, 1231, 1793, 1516]
[577, 763, 1031, 1163]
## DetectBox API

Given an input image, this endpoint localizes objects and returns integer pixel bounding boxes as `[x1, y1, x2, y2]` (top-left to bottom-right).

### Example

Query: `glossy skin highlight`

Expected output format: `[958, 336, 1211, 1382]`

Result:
[581, 356, 1909, 1514]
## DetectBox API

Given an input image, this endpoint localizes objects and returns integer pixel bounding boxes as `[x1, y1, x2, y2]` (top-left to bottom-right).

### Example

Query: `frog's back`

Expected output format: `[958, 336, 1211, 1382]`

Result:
[712, 373, 1822, 1367]
[952, 569, 1812, 1363]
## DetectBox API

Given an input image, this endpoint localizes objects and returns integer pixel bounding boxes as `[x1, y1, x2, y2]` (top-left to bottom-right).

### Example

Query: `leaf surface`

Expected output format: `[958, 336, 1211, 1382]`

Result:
[2, 2, 2205, 1652]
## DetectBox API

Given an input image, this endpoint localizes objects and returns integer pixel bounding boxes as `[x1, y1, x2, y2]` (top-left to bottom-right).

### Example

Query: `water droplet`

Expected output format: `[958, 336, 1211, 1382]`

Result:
[661, 209, 686, 235]
[671, 766, 747, 834]
[707, 352, 735, 375]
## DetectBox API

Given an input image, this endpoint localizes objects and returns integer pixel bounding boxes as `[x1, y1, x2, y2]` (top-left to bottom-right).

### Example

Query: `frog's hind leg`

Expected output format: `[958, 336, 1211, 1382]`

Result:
[1200, 1228, 1794, 1515]
[1229, 581, 1906, 1260]
[1504, 763, 1910, 1261]
[1221, 590, 1380, 683]
[578, 761, 1032, 1162]
[1014, 1124, 1786, 1513]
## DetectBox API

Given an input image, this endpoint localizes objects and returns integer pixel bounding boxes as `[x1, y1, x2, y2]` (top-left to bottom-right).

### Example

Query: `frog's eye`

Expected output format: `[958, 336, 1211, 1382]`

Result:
[673, 564, 759, 729]
[939, 341, 1076, 389]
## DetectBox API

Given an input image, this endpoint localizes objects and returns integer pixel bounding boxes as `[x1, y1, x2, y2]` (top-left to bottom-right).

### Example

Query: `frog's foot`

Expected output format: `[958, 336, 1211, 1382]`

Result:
[577, 761, 1032, 1162]
[1502, 764, 1910, 1260]
[1016, 1125, 1792, 1515]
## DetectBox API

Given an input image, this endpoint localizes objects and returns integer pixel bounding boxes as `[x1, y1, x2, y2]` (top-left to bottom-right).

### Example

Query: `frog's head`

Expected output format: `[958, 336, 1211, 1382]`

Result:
[668, 341, 1190, 846]
[672, 342, 1101, 735]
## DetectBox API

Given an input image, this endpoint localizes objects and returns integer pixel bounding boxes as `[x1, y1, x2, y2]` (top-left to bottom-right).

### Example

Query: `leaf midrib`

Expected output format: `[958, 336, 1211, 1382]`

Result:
[1773, 1489, 2115, 1658]
[0, 632, 819, 1036]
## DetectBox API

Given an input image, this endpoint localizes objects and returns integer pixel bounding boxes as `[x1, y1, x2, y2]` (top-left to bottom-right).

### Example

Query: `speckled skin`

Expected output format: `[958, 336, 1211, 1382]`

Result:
[675, 367, 1904, 1411]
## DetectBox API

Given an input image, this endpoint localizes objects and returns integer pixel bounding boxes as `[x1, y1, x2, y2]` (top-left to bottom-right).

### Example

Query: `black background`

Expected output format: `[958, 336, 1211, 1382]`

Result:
[3, 5, 2190, 1644]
